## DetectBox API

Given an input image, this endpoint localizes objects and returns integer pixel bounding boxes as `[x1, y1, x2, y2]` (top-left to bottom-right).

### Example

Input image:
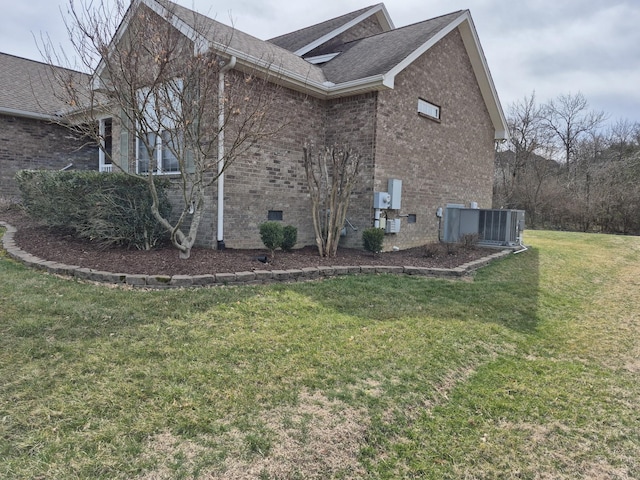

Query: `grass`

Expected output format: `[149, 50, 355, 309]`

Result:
[1, 228, 639, 478]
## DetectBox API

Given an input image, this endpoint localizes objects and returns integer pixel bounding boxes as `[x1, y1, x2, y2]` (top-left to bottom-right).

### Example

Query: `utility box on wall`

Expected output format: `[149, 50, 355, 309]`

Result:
[387, 179, 402, 210]
[373, 192, 391, 209]
[385, 218, 401, 234]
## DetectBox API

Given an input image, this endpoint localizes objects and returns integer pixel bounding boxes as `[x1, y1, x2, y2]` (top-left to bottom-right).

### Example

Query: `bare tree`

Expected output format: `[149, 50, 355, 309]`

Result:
[542, 92, 606, 175]
[40, 0, 281, 258]
[303, 143, 360, 257]
[495, 92, 548, 208]
[495, 91, 640, 233]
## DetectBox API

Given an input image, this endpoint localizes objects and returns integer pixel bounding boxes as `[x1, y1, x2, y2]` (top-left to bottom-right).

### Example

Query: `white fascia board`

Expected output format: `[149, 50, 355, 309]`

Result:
[220, 39, 390, 99]
[383, 12, 467, 86]
[94, 0, 209, 82]
[142, 0, 209, 54]
[220, 49, 332, 98]
[294, 4, 394, 57]
[325, 74, 389, 97]
[382, 11, 508, 140]
[456, 13, 509, 140]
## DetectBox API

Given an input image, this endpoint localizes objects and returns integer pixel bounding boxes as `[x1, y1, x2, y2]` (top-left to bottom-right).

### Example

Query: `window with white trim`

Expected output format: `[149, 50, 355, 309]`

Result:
[136, 131, 180, 174]
[99, 117, 113, 172]
[418, 98, 441, 121]
[136, 79, 183, 175]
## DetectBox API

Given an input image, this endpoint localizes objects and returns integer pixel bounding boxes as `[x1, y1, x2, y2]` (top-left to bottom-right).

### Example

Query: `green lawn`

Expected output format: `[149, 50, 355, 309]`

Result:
[1, 229, 639, 479]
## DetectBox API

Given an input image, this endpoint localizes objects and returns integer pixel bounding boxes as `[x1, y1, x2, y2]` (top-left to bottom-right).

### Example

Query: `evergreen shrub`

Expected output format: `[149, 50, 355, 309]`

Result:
[15, 170, 170, 250]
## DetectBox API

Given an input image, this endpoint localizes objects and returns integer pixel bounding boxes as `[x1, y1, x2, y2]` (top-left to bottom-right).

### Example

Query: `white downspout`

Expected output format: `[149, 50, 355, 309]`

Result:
[217, 55, 236, 250]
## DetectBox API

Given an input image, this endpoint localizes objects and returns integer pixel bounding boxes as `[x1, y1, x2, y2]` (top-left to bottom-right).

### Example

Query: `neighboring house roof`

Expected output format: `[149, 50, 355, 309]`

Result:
[0, 52, 87, 120]
[102, 0, 509, 139]
[268, 4, 394, 56]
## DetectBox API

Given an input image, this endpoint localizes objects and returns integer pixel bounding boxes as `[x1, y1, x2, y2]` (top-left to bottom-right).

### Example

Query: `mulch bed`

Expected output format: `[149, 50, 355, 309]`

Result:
[0, 208, 496, 276]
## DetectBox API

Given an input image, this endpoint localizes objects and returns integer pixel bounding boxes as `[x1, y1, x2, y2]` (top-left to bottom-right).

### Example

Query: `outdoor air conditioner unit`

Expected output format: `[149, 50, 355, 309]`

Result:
[443, 206, 525, 246]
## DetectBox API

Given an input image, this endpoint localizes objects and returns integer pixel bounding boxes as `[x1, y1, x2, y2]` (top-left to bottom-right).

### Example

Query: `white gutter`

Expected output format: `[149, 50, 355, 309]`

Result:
[0, 107, 59, 122]
[216, 55, 237, 250]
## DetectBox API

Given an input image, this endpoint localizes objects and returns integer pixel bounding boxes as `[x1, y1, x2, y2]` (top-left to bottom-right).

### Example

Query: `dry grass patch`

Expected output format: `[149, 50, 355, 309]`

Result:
[138, 390, 368, 479]
[463, 420, 639, 480]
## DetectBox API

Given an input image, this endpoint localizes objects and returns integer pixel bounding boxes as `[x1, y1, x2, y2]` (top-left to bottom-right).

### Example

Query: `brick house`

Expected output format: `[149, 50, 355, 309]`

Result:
[7, 1, 508, 251]
[0, 53, 97, 201]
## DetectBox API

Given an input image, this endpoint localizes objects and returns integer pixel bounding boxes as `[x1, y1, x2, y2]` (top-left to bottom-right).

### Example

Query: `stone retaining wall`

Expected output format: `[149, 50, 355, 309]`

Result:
[0, 221, 512, 288]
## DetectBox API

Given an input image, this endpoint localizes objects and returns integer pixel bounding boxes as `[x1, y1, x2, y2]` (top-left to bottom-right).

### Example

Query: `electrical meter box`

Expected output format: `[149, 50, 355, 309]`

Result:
[373, 192, 391, 209]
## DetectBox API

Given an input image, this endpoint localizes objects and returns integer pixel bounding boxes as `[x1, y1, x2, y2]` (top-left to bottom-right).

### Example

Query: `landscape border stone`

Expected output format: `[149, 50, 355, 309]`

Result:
[0, 221, 515, 289]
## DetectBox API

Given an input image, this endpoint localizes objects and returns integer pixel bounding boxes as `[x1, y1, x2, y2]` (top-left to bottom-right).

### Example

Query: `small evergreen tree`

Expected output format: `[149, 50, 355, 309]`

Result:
[362, 227, 385, 256]
[281, 225, 297, 252]
[259, 222, 284, 260]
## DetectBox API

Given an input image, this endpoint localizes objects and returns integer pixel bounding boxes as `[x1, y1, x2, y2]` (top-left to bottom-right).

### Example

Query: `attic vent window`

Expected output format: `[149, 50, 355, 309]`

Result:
[418, 98, 441, 121]
[305, 52, 341, 65]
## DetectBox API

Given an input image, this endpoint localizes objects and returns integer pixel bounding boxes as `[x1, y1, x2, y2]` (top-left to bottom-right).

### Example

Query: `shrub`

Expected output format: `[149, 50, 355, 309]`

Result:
[362, 227, 385, 255]
[281, 225, 297, 252]
[446, 241, 460, 256]
[259, 221, 284, 259]
[460, 233, 479, 250]
[15, 170, 170, 250]
[423, 242, 443, 258]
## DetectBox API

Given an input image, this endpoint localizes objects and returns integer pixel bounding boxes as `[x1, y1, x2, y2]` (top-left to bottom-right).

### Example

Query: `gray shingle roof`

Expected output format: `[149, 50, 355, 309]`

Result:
[318, 10, 465, 84]
[267, 4, 382, 53]
[1, 1, 504, 137]
[0, 53, 88, 117]
[163, 0, 327, 85]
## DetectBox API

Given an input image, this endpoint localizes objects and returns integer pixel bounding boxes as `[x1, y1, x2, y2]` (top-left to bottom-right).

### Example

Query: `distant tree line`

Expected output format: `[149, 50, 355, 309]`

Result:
[494, 92, 640, 235]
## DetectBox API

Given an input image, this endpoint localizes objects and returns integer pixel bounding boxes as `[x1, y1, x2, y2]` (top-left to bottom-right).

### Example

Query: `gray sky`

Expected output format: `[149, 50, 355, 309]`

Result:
[1, 0, 639, 126]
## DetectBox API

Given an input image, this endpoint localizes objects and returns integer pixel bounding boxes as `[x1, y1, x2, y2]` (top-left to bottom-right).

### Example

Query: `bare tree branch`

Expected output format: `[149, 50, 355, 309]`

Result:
[38, 0, 284, 258]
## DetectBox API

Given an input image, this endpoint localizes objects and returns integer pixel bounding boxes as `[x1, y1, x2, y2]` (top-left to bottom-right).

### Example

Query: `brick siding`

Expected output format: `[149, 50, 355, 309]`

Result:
[220, 85, 326, 249]
[0, 115, 97, 201]
[151, 29, 495, 251]
[372, 28, 496, 249]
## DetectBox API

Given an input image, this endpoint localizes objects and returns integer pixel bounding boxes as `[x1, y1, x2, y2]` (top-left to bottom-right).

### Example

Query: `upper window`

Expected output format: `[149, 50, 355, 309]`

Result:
[136, 131, 180, 174]
[418, 98, 441, 121]
[136, 79, 183, 175]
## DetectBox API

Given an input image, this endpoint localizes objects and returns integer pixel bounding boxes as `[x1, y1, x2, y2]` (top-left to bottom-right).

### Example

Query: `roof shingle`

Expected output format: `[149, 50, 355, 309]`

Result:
[0, 53, 88, 117]
[267, 4, 382, 53]
[318, 11, 465, 84]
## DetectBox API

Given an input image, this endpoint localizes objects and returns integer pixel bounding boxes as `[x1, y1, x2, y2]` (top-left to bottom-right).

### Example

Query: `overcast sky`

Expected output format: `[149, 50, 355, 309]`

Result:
[2, 0, 639, 127]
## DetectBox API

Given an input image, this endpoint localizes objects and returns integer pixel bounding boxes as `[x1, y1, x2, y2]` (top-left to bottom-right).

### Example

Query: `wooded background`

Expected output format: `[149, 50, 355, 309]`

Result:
[494, 92, 640, 235]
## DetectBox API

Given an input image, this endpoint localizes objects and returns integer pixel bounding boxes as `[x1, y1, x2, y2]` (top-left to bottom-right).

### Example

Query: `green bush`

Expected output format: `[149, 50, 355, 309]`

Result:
[259, 221, 284, 258]
[15, 170, 170, 250]
[362, 227, 385, 255]
[281, 225, 297, 252]
[259, 222, 298, 258]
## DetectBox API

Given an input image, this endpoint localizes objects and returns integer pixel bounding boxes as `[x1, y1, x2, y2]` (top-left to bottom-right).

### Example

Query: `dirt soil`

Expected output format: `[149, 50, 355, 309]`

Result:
[1, 208, 495, 276]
